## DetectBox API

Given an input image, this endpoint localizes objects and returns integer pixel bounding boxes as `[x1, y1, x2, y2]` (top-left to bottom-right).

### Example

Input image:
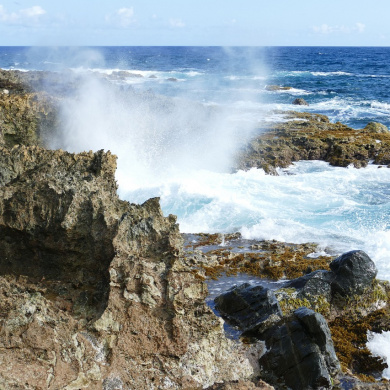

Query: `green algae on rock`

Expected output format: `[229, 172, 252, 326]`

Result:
[185, 233, 390, 386]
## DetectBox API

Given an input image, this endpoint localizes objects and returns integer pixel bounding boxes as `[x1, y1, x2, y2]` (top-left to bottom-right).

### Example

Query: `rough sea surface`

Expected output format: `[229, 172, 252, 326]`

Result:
[1, 46, 389, 280]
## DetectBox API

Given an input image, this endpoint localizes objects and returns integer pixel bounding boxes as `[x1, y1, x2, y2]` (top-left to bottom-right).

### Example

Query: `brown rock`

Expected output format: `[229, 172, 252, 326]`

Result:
[235, 112, 390, 172]
[364, 122, 389, 134]
[265, 85, 292, 91]
[0, 146, 260, 389]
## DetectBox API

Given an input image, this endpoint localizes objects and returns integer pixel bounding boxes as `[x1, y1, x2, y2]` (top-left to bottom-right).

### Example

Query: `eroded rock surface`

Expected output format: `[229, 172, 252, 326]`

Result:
[0, 146, 260, 389]
[0, 70, 60, 147]
[235, 112, 390, 173]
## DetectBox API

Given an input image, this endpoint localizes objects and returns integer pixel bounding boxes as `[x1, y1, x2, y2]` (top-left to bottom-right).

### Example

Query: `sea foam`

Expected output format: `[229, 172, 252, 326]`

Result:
[119, 161, 390, 281]
[367, 331, 390, 379]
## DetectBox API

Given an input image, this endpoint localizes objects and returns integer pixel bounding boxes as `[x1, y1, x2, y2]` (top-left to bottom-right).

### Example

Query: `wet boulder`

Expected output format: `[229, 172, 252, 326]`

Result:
[330, 250, 377, 297]
[257, 307, 340, 390]
[285, 270, 334, 301]
[292, 98, 309, 106]
[214, 283, 282, 332]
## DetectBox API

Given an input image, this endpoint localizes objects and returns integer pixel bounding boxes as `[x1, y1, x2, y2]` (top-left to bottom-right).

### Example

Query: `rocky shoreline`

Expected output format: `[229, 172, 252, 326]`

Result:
[0, 70, 389, 389]
[235, 111, 390, 175]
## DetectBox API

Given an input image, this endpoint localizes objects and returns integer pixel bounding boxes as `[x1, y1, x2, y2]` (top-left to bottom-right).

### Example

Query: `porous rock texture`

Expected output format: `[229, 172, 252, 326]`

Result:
[0, 146, 261, 389]
[235, 111, 390, 173]
[0, 70, 61, 148]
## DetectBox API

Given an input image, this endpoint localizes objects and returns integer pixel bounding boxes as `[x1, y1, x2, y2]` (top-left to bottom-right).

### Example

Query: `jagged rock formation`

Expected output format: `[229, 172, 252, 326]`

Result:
[235, 112, 390, 173]
[0, 146, 261, 389]
[1, 68, 390, 389]
[0, 70, 60, 147]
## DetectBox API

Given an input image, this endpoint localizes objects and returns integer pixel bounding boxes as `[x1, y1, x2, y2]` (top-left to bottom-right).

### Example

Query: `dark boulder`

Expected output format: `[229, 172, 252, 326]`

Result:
[214, 283, 282, 332]
[330, 250, 377, 296]
[292, 98, 309, 106]
[285, 270, 334, 301]
[258, 308, 340, 390]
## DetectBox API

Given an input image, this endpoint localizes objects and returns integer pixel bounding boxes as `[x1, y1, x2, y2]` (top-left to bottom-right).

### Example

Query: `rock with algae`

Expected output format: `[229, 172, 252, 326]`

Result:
[235, 111, 390, 172]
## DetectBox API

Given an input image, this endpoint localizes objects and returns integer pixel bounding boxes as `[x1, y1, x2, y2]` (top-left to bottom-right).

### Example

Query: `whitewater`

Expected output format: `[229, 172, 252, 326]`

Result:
[1, 46, 390, 281]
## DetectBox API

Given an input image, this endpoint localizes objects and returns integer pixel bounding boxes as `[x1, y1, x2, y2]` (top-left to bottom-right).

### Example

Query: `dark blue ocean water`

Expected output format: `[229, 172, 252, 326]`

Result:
[1, 46, 390, 281]
[1, 46, 390, 128]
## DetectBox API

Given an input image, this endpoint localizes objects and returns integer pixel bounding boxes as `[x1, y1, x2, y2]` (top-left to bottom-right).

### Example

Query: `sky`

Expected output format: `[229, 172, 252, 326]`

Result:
[0, 0, 389, 46]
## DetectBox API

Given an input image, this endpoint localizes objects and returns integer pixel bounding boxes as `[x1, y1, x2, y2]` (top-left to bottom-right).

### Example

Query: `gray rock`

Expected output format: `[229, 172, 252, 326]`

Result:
[214, 283, 282, 332]
[330, 250, 377, 296]
[285, 270, 334, 301]
[258, 308, 340, 390]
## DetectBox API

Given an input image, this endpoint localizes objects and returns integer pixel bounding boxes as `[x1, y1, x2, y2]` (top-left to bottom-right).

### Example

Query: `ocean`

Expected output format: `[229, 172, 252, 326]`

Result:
[1, 46, 390, 281]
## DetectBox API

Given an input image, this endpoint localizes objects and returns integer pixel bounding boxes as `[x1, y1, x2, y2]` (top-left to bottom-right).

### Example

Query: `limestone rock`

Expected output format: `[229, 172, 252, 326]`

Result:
[0, 70, 60, 148]
[235, 111, 390, 172]
[0, 146, 258, 389]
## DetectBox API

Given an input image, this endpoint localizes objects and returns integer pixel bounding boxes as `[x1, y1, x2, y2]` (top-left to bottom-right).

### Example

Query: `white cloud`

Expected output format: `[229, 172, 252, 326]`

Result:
[20, 6, 45, 18]
[0, 4, 46, 24]
[169, 18, 185, 28]
[356, 22, 365, 33]
[106, 7, 136, 28]
[313, 22, 365, 35]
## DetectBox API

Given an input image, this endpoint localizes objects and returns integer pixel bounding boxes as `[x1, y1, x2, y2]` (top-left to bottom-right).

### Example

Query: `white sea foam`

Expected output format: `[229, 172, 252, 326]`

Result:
[371, 101, 390, 112]
[277, 71, 353, 77]
[265, 87, 312, 95]
[311, 71, 353, 77]
[367, 331, 390, 379]
[118, 161, 390, 280]
[225, 75, 266, 81]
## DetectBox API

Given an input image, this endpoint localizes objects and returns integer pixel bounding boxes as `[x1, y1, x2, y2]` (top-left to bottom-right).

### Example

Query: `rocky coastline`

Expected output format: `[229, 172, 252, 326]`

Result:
[235, 111, 390, 175]
[0, 70, 389, 389]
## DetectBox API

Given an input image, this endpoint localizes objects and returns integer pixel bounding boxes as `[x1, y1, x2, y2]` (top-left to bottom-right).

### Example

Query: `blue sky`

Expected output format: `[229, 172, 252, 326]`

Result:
[0, 0, 389, 46]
